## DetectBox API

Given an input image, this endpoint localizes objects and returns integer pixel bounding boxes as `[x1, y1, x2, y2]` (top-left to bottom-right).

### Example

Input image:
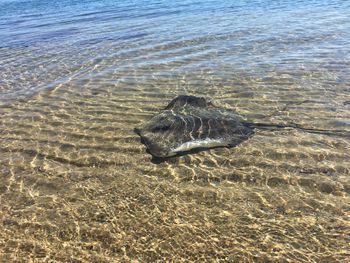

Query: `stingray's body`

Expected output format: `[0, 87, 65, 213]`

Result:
[135, 95, 349, 159]
[134, 95, 254, 158]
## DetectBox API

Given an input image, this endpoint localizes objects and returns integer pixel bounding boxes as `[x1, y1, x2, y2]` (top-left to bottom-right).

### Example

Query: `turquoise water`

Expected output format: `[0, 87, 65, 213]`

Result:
[1, 0, 350, 261]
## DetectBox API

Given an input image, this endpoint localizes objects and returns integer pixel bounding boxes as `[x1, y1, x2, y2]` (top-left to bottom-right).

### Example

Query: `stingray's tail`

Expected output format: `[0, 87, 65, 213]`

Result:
[244, 122, 350, 138]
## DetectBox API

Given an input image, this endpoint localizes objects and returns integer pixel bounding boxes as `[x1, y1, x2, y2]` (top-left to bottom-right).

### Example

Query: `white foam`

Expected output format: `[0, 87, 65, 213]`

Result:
[171, 138, 225, 153]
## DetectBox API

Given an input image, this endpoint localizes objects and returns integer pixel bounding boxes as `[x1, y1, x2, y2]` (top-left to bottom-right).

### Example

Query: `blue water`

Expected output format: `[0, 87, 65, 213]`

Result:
[1, 0, 349, 51]
[1, 0, 349, 47]
[1, 0, 350, 100]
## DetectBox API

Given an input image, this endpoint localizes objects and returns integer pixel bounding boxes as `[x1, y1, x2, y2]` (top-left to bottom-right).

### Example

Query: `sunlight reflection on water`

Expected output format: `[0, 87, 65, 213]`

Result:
[0, 0, 350, 261]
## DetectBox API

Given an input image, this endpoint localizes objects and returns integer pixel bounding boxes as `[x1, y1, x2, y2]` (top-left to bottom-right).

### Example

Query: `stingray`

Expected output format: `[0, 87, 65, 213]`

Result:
[134, 95, 349, 159]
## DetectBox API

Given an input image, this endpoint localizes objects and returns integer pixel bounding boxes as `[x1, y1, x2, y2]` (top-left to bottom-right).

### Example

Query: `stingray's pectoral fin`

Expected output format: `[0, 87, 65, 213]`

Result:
[136, 134, 171, 158]
[170, 138, 226, 154]
[134, 127, 141, 135]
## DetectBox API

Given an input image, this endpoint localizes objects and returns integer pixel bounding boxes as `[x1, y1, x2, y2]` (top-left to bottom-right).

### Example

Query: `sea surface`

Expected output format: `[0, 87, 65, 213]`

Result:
[1, 0, 350, 261]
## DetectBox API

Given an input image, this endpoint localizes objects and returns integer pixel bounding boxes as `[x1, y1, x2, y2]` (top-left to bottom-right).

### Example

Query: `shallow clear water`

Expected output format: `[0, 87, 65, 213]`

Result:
[1, 0, 350, 261]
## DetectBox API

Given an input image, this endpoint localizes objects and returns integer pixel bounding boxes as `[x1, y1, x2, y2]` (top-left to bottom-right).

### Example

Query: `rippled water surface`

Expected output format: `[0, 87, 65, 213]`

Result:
[1, 0, 350, 261]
